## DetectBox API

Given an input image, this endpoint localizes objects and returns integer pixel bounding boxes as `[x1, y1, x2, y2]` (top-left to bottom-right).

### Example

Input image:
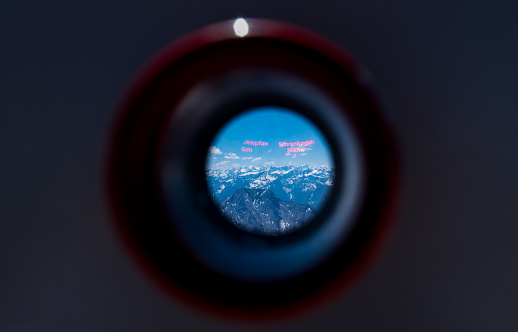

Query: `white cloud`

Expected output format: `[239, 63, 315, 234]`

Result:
[285, 152, 291, 156]
[209, 146, 222, 155]
[267, 150, 272, 153]
[241, 157, 253, 160]
[210, 160, 239, 169]
[252, 157, 262, 163]
[264, 161, 275, 166]
[224, 153, 240, 159]
[300, 153, 307, 156]
[213, 160, 229, 166]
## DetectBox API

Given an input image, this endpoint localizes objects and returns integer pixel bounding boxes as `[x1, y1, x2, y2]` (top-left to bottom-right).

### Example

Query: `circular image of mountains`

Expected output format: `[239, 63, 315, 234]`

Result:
[206, 106, 335, 236]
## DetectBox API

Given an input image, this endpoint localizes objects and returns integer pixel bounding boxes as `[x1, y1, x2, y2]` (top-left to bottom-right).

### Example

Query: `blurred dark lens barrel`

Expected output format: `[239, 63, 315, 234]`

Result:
[107, 18, 400, 321]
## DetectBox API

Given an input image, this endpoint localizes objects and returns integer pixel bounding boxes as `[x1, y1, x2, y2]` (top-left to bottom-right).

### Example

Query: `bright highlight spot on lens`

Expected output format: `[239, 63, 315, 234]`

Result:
[233, 18, 249, 37]
[206, 106, 335, 236]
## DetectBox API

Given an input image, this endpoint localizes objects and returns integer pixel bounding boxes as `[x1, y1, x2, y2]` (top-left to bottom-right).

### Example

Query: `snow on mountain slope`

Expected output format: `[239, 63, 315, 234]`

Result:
[206, 164, 335, 209]
[219, 188, 316, 235]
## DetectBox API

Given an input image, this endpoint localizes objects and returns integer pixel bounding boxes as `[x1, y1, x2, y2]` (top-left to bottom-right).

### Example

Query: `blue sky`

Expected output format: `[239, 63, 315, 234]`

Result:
[206, 106, 334, 169]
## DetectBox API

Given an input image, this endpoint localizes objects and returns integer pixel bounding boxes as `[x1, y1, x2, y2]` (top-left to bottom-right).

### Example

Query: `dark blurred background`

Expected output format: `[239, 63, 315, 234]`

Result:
[1, 0, 518, 330]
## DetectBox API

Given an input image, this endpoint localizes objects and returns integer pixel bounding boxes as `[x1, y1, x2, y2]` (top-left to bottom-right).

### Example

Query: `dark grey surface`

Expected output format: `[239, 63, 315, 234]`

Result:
[1, 0, 518, 330]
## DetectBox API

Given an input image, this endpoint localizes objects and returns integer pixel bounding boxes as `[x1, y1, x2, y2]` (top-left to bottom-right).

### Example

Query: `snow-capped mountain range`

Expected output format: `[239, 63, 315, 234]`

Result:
[206, 164, 335, 209]
[219, 188, 316, 235]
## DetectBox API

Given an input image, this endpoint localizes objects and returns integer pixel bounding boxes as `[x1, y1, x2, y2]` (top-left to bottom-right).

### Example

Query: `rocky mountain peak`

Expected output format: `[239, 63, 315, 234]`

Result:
[219, 188, 316, 235]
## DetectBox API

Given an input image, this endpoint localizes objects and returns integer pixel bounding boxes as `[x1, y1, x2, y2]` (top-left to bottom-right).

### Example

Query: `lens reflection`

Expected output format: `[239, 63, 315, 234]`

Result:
[206, 106, 335, 236]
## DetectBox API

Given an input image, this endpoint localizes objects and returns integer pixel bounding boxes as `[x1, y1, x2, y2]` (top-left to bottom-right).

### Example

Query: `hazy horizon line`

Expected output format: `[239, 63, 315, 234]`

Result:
[206, 163, 333, 170]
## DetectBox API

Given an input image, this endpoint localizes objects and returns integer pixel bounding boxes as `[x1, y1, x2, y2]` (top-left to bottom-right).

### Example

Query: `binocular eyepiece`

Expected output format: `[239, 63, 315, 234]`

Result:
[107, 18, 399, 320]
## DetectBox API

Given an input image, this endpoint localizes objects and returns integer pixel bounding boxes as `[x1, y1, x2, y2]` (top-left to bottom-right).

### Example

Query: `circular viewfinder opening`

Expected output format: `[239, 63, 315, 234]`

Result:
[205, 106, 335, 236]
